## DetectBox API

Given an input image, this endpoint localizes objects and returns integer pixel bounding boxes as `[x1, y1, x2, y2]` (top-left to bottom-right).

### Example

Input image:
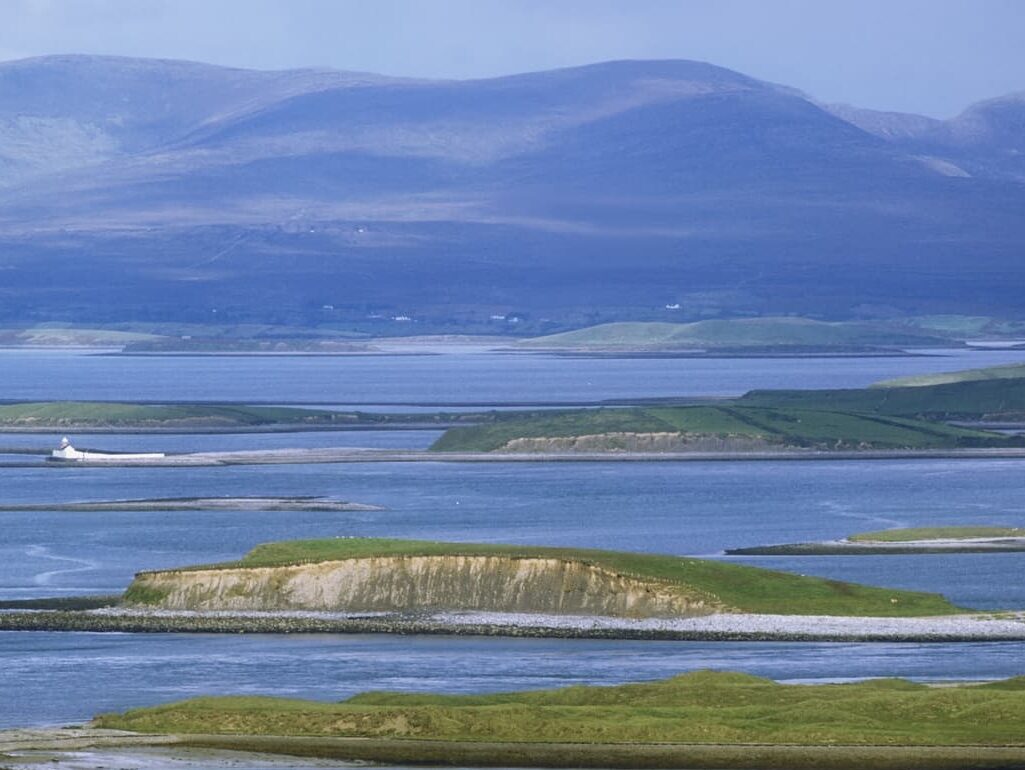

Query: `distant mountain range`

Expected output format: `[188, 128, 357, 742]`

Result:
[0, 54, 1022, 331]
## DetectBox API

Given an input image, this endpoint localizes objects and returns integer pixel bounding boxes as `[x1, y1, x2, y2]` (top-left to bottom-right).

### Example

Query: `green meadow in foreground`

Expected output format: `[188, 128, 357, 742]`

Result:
[141, 537, 964, 617]
[96, 670, 1025, 747]
[430, 404, 1004, 452]
[849, 526, 1025, 542]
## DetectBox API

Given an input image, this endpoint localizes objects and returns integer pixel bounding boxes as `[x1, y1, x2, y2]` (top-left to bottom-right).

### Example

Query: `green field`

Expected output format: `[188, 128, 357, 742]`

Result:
[876, 362, 1025, 388]
[0, 401, 477, 428]
[0, 402, 343, 427]
[137, 536, 963, 617]
[95, 670, 1025, 748]
[0, 326, 166, 346]
[430, 404, 1005, 452]
[519, 318, 948, 350]
[738, 377, 1025, 420]
[849, 526, 1025, 542]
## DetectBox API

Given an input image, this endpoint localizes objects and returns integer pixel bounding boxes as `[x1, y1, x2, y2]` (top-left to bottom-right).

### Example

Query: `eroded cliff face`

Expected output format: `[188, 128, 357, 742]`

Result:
[125, 555, 721, 618]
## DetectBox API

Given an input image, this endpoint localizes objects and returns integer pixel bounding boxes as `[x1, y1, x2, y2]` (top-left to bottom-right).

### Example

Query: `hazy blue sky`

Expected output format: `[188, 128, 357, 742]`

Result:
[1, 0, 1022, 117]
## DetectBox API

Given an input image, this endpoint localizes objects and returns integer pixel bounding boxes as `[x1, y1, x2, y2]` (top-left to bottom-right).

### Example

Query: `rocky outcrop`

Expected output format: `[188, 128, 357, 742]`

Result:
[125, 555, 721, 618]
[499, 432, 783, 453]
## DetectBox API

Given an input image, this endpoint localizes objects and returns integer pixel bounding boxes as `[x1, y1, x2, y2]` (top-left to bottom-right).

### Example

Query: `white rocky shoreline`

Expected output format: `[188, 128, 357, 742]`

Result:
[4, 606, 1025, 641]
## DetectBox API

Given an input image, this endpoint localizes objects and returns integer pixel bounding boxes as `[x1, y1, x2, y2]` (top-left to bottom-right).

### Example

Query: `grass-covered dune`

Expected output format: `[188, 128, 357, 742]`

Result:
[95, 670, 1025, 750]
[124, 537, 963, 617]
[739, 376, 1025, 421]
[518, 318, 948, 350]
[430, 404, 1005, 452]
[849, 526, 1025, 542]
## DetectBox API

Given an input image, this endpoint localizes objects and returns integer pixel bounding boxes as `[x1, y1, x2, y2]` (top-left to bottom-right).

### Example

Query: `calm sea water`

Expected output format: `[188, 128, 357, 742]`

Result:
[2, 348, 1025, 734]
[2, 346, 1024, 403]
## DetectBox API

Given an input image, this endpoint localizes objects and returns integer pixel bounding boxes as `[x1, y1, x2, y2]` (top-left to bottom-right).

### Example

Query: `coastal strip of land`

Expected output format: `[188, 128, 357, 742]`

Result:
[727, 526, 1025, 555]
[6, 729, 1025, 770]
[37, 446, 1025, 466]
[3, 609, 1024, 642]
[0, 496, 382, 512]
[82, 671, 1025, 769]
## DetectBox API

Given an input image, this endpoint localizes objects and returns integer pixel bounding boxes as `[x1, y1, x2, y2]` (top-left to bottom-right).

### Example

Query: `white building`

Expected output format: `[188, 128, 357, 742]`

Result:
[50, 437, 166, 463]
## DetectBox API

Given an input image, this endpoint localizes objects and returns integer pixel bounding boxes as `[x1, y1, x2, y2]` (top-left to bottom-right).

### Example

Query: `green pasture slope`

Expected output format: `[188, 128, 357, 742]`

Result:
[519, 318, 948, 350]
[0, 402, 341, 427]
[0, 402, 477, 428]
[739, 376, 1025, 420]
[97, 670, 1025, 749]
[878, 362, 1025, 388]
[430, 404, 1005, 452]
[136, 537, 962, 617]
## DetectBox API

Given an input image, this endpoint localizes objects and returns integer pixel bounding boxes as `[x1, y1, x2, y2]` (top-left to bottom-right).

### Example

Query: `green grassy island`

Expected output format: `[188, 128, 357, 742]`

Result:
[94, 671, 1025, 769]
[430, 404, 1007, 452]
[122, 537, 962, 617]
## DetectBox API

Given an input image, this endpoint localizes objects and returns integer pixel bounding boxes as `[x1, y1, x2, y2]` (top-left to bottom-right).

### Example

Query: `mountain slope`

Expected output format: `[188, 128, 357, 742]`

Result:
[0, 55, 1022, 329]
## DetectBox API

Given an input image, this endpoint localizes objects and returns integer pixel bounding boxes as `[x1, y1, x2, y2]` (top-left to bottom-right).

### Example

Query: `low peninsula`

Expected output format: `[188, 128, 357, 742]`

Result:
[728, 526, 1025, 555]
[0, 496, 382, 512]
[88, 671, 1025, 770]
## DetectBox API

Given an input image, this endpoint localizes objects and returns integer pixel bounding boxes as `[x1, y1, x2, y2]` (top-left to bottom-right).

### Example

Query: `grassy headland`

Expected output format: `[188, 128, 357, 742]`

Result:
[876, 362, 1025, 388]
[738, 376, 1025, 420]
[518, 318, 949, 351]
[430, 404, 1006, 452]
[125, 537, 963, 617]
[95, 670, 1025, 748]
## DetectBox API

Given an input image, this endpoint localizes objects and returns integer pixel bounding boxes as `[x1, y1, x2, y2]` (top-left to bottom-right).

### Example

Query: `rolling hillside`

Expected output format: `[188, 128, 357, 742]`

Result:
[519, 318, 949, 350]
[1, 56, 1024, 329]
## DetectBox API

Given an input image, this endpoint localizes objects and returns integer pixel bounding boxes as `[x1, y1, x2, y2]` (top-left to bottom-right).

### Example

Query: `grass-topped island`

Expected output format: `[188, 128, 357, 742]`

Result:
[10, 537, 1025, 641]
[90, 671, 1025, 769]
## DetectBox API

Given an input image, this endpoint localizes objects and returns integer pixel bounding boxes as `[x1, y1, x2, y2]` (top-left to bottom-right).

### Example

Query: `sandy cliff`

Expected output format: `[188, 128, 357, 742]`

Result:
[125, 555, 722, 618]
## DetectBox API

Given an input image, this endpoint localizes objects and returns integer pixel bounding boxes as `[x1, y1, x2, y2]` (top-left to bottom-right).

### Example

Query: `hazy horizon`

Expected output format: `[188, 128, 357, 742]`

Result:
[1, 0, 1022, 118]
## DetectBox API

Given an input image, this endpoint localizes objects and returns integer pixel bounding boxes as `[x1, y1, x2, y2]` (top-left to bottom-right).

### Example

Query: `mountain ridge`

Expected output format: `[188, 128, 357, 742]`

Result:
[0, 54, 1022, 329]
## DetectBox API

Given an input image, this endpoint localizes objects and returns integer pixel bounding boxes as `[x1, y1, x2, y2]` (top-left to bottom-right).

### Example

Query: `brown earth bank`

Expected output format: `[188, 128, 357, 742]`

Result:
[125, 556, 720, 617]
